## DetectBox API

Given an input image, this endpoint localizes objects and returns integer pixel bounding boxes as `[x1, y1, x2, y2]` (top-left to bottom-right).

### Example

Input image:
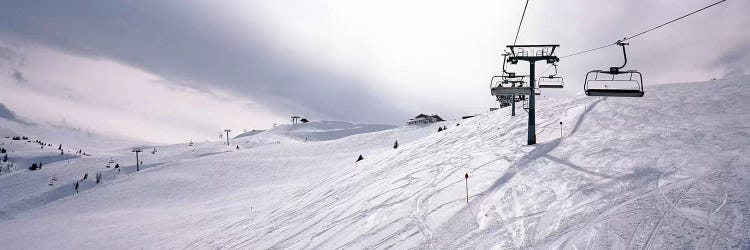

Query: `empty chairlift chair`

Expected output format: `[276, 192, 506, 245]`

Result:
[538, 63, 564, 88]
[490, 75, 533, 96]
[584, 41, 644, 97]
[490, 53, 535, 97]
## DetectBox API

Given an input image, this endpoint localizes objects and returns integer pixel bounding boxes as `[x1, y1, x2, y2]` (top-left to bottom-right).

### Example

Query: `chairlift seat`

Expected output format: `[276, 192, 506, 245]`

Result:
[491, 87, 532, 96]
[584, 70, 644, 98]
[585, 89, 644, 97]
[491, 87, 540, 96]
[539, 84, 564, 88]
[583, 42, 645, 98]
[538, 63, 564, 88]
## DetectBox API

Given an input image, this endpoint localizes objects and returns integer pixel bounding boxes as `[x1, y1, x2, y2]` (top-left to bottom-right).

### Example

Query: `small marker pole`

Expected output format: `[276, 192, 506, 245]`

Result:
[464, 173, 469, 203]
[560, 121, 563, 138]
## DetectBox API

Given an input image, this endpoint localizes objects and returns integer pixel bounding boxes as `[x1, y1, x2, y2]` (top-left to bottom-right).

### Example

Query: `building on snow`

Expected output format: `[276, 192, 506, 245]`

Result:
[407, 114, 444, 125]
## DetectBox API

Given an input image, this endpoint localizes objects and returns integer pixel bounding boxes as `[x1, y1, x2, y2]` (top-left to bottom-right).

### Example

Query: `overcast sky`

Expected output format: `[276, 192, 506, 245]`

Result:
[1, 0, 748, 143]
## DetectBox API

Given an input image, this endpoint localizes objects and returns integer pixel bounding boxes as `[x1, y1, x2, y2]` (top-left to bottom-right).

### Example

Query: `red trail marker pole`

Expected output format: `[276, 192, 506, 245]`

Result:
[464, 173, 469, 203]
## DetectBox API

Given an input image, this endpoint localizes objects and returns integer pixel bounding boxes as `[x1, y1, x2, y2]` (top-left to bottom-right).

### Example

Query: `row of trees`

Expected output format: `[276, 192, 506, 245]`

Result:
[29, 162, 44, 170]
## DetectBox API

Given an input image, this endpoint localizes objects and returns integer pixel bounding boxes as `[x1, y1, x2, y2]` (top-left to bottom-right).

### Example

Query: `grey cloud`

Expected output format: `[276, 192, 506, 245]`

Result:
[0, 45, 23, 69]
[713, 42, 750, 78]
[11, 69, 26, 83]
[0, 103, 33, 125]
[0, 46, 17, 62]
[0, 1, 408, 125]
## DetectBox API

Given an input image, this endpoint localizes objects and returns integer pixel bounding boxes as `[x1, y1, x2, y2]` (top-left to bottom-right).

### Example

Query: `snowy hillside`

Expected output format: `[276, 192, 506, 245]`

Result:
[1, 77, 749, 249]
[235, 120, 397, 142]
[0, 116, 135, 154]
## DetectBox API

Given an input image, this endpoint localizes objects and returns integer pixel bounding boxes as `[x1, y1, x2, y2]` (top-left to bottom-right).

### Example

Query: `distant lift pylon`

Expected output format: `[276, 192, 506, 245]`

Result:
[584, 41, 644, 97]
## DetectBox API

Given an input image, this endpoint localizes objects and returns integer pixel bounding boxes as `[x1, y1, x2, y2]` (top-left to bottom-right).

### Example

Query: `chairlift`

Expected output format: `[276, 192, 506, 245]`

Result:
[538, 63, 564, 88]
[584, 41, 644, 97]
[491, 77, 534, 96]
[490, 52, 534, 96]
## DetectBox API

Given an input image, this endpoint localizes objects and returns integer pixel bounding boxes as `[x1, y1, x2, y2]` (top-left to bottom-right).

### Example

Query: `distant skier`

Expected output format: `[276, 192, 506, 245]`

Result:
[356, 155, 364, 162]
[236, 145, 240, 150]
[393, 140, 399, 149]
[74, 181, 79, 193]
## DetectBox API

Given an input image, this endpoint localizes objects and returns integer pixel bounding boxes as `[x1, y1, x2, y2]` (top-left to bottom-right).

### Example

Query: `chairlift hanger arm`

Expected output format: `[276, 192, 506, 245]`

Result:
[612, 41, 629, 71]
[549, 64, 559, 77]
[501, 53, 510, 75]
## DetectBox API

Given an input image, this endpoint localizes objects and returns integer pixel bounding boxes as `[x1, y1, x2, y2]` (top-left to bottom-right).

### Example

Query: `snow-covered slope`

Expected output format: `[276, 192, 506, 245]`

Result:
[1, 77, 749, 249]
[232, 129, 265, 139]
[236, 120, 397, 143]
[0, 117, 135, 154]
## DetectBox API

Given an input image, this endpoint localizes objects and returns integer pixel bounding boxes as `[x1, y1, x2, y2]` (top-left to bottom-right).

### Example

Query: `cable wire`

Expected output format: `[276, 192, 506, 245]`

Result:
[560, 0, 728, 59]
[622, 0, 727, 41]
[513, 0, 531, 46]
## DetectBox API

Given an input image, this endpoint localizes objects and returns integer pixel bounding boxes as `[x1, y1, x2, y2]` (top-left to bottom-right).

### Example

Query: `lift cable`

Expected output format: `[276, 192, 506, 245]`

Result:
[513, 0, 531, 46]
[560, 0, 728, 59]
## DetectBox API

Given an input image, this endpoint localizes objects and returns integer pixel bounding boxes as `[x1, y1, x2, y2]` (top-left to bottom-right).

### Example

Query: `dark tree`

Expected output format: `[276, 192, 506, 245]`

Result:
[356, 155, 364, 162]
[393, 140, 399, 149]
[74, 182, 79, 193]
[438, 127, 443, 132]
[58, 144, 62, 150]
[29, 163, 39, 171]
[82, 173, 88, 181]
[114, 164, 119, 169]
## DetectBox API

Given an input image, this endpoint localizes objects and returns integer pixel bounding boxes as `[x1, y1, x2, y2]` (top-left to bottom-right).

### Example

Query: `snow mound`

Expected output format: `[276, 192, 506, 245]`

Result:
[232, 129, 265, 139]
[237, 120, 397, 143]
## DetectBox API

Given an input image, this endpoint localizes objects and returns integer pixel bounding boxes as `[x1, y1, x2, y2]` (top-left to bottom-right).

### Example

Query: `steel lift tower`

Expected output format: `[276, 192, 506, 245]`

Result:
[505, 44, 559, 145]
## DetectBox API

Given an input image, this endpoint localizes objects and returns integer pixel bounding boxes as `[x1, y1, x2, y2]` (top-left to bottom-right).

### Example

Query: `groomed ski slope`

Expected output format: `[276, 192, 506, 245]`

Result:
[1, 77, 750, 249]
